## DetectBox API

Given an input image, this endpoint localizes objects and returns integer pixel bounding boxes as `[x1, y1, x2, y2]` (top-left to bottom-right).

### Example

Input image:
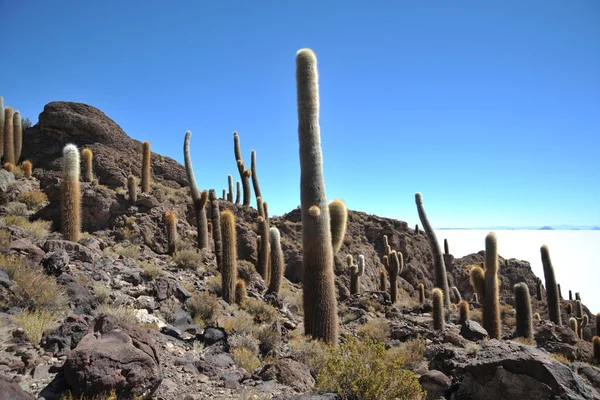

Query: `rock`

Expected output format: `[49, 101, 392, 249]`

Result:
[136, 296, 156, 311]
[42, 241, 94, 263]
[0, 270, 12, 288]
[0, 375, 35, 400]
[0, 170, 16, 205]
[419, 369, 451, 400]
[257, 358, 315, 392]
[202, 327, 226, 346]
[460, 320, 488, 341]
[62, 314, 162, 399]
[42, 314, 93, 356]
[42, 250, 70, 277]
[9, 239, 45, 265]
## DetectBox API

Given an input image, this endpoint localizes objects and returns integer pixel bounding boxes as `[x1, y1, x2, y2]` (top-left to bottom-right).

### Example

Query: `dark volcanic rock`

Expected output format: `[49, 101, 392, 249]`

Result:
[0, 375, 35, 400]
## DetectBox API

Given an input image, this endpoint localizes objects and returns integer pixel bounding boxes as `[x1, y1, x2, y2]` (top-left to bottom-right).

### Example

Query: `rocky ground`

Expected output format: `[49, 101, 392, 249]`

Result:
[0, 101, 599, 400]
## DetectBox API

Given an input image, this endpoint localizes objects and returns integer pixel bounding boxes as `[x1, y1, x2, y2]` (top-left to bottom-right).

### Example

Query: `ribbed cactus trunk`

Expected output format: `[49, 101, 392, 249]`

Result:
[0, 97, 4, 158]
[432, 288, 445, 330]
[22, 160, 32, 179]
[514, 282, 533, 340]
[233, 132, 252, 207]
[227, 174, 233, 202]
[127, 175, 137, 203]
[221, 210, 237, 304]
[13, 111, 22, 163]
[257, 199, 271, 283]
[3, 107, 14, 165]
[141, 141, 151, 193]
[483, 232, 501, 339]
[164, 211, 177, 255]
[415, 192, 450, 308]
[235, 181, 241, 205]
[541, 245, 561, 326]
[296, 48, 338, 345]
[61, 144, 81, 242]
[81, 148, 93, 183]
[251, 150, 262, 208]
[267, 227, 284, 295]
[184, 131, 209, 249]
[209, 190, 223, 270]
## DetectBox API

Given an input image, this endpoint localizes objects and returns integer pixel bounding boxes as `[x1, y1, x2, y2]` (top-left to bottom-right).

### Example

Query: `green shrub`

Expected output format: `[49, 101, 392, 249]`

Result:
[316, 336, 425, 400]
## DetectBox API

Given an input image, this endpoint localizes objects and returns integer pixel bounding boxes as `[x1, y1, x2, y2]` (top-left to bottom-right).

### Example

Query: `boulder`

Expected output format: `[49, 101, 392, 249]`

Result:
[0, 376, 35, 400]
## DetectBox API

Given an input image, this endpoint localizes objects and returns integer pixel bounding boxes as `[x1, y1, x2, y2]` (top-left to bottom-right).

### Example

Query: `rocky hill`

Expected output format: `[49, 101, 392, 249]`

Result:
[0, 100, 598, 399]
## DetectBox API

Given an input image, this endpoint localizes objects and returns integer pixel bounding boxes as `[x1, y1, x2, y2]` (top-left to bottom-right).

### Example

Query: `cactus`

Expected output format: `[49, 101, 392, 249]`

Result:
[242, 169, 252, 206]
[514, 282, 533, 340]
[451, 286, 462, 303]
[469, 265, 485, 300]
[227, 174, 233, 202]
[183, 131, 209, 249]
[267, 227, 284, 295]
[222, 189, 226, 200]
[81, 148, 93, 183]
[482, 232, 501, 339]
[536, 278, 543, 301]
[0, 97, 3, 157]
[235, 279, 246, 306]
[534, 312, 541, 321]
[569, 290, 573, 301]
[432, 288, 444, 330]
[141, 141, 151, 193]
[383, 235, 390, 257]
[458, 300, 469, 325]
[164, 211, 178, 255]
[2, 163, 13, 173]
[579, 314, 589, 339]
[566, 302, 573, 316]
[569, 317, 578, 334]
[596, 313, 600, 337]
[22, 160, 32, 178]
[558, 284, 562, 300]
[127, 175, 137, 203]
[250, 150, 262, 208]
[575, 300, 583, 318]
[418, 283, 425, 304]
[379, 268, 387, 292]
[576, 292, 581, 301]
[415, 224, 419, 235]
[60, 144, 81, 242]
[415, 192, 449, 308]
[3, 106, 14, 164]
[444, 238, 449, 255]
[257, 211, 271, 282]
[328, 199, 347, 254]
[13, 111, 22, 162]
[209, 190, 222, 269]
[221, 210, 237, 305]
[540, 245, 561, 326]
[296, 48, 338, 344]
[386, 250, 403, 303]
[235, 181, 241, 205]
[233, 132, 252, 207]
[593, 336, 600, 363]
[349, 254, 364, 295]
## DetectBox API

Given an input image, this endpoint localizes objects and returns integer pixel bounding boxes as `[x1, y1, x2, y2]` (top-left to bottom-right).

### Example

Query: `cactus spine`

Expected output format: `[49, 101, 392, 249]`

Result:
[209, 190, 222, 269]
[183, 131, 209, 249]
[141, 141, 151, 193]
[61, 144, 81, 242]
[267, 227, 284, 295]
[13, 111, 22, 162]
[418, 282, 425, 304]
[250, 150, 262, 208]
[235, 279, 246, 306]
[458, 300, 469, 325]
[432, 288, 445, 330]
[235, 181, 241, 205]
[386, 250, 403, 303]
[221, 210, 237, 305]
[349, 254, 364, 295]
[3, 106, 14, 164]
[127, 175, 137, 203]
[514, 282, 533, 340]
[22, 160, 32, 178]
[540, 245, 561, 325]
[81, 148, 93, 183]
[328, 199, 348, 254]
[296, 48, 337, 345]
[227, 174, 234, 202]
[415, 192, 449, 308]
[164, 211, 177, 255]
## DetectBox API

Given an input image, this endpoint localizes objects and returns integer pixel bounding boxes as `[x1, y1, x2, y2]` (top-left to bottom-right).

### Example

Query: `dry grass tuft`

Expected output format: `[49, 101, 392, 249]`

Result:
[0, 215, 51, 240]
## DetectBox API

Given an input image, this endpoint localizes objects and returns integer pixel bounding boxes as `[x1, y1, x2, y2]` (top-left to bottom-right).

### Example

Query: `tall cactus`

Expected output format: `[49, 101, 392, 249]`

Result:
[444, 238, 449, 255]
[386, 250, 403, 303]
[221, 210, 237, 305]
[349, 254, 364, 295]
[267, 226, 284, 295]
[415, 192, 449, 308]
[235, 181, 241, 205]
[227, 174, 234, 202]
[183, 131, 209, 249]
[164, 211, 178, 255]
[483, 232, 501, 339]
[3, 106, 14, 164]
[250, 150, 262, 208]
[81, 148, 93, 183]
[0, 96, 4, 157]
[328, 199, 348, 254]
[458, 300, 469, 325]
[13, 111, 22, 162]
[296, 48, 337, 344]
[209, 190, 222, 269]
[141, 141, 151, 193]
[127, 175, 137, 203]
[540, 245, 561, 326]
[514, 282, 533, 340]
[257, 205, 271, 282]
[61, 144, 81, 242]
[233, 132, 252, 207]
[432, 288, 445, 330]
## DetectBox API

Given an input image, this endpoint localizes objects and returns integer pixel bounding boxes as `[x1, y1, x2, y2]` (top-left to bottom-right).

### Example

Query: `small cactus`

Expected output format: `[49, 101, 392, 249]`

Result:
[569, 317, 578, 335]
[379, 268, 387, 292]
[432, 288, 444, 330]
[534, 312, 541, 321]
[267, 227, 284, 295]
[2, 162, 13, 173]
[141, 141, 151, 193]
[483, 232, 501, 339]
[3, 106, 14, 164]
[383, 235, 390, 257]
[227, 174, 234, 202]
[458, 300, 469, 325]
[221, 209, 237, 305]
[21, 160, 32, 178]
[418, 283, 425, 304]
[444, 238, 449, 255]
[536, 278, 543, 301]
[164, 211, 177, 255]
[349, 254, 364, 295]
[540, 245, 561, 326]
[415, 224, 419, 235]
[235, 181, 241, 205]
[569, 290, 573, 301]
[575, 300, 583, 318]
[451, 286, 462, 303]
[514, 282, 534, 340]
[593, 336, 600, 364]
[61, 144, 81, 242]
[209, 190, 222, 269]
[579, 314, 589, 339]
[386, 250, 403, 303]
[328, 199, 348, 255]
[566, 302, 573, 316]
[127, 175, 137, 203]
[469, 265, 485, 301]
[235, 279, 246, 306]
[81, 148, 93, 183]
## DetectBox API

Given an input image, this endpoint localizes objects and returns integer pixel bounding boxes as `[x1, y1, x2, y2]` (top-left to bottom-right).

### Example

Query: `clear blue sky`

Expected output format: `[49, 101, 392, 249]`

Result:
[2, 1, 599, 228]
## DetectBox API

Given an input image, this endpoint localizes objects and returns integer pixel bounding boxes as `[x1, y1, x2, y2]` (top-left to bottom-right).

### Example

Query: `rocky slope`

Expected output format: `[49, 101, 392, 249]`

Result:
[0, 101, 598, 400]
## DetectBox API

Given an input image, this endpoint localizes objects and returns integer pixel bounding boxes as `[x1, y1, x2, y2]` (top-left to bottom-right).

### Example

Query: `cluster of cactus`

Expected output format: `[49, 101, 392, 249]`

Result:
[0, 97, 25, 169]
[469, 232, 501, 339]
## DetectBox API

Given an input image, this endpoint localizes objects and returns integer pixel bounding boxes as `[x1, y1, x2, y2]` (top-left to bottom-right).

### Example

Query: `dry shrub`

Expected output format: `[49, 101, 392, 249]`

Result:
[289, 334, 331, 377]
[470, 308, 483, 323]
[1, 255, 67, 311]
[96, 305, 138, 326]
[0, 215, 51, 240]
[257, 324, 282, 356]
[18, 190, 48, 211]
[231, 347, 261, 372]
[104, 244, 140, 259]
[219, 310, 255, 336]
[13, 309, 58, 345]
[513, 337, 536, 346]
[204, 274, 222, 295]
[280, 282, 303, 315]
[92, 282, 111, 304]
[173, 248, 202, 268]
[0, 230, 13, 250]
[356, 318, 390, 343]
[5, 202, 28, 216]
[187, 291, 222, 326]
[241, 298, 278, 324]
[229, 332, 260, 354]
[138, 261, 161, 280]
[388, 337, 427, 369]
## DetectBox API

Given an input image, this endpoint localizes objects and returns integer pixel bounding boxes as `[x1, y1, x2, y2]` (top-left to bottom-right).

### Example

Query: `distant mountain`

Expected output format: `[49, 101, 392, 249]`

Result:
[437, 225, 600, 230]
